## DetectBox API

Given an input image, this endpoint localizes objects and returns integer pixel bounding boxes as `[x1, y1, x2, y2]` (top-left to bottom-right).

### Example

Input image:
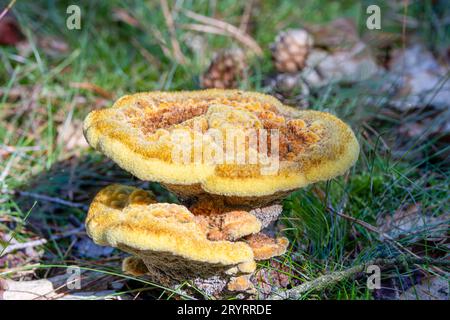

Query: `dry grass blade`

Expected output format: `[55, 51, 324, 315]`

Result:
[182, 23, 229, 37]
[131, 38, 162, 69]
[109, 8, 172, 63]
[112, 8, 140, 27]
[182, 9, 263, 56]
[0, 0, 17, 21]
[239, 0, 256, 33]
[159, 0, 187, 64]
[69, 82, 114, 100]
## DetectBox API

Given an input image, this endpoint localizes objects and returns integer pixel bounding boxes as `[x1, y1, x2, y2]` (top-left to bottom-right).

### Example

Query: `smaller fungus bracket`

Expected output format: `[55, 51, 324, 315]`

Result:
[86, 185, 256, 283]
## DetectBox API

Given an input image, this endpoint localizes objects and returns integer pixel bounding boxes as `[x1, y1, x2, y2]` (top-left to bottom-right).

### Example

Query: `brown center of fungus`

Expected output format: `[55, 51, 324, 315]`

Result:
[115, 95, 327, 162]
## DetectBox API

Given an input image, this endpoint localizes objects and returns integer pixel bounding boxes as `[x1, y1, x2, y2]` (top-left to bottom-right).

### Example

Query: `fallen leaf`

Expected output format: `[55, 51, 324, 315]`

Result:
[302, 42, 381, 87]
[0, 274, 120, 300]
[400, 276, 449, 300]
[387, 44, 450, 111]
[0, 14, 24, 46]
[377, 203, 449, 242]
[397, 110, 450, 139]
[373, 269, 425, 300]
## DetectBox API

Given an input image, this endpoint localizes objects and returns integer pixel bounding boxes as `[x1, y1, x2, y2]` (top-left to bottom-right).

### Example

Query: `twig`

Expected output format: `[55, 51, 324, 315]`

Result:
[13, 190, 89, 210]
[329, 206, 380, 234]
[160, 0, 186, 64]
[0, 226, 85, 257]
[268, 257, 450, 300]
[182, 9, 263, 56]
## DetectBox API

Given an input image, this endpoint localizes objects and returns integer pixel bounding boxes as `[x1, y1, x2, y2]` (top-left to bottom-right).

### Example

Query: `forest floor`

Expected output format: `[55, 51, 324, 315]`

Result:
[0, 0, 449, 300]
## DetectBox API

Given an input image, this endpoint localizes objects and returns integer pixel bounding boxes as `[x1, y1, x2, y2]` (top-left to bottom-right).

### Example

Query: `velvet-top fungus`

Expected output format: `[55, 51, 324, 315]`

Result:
[83, 89, 359, 296]
[84, 90, 359, 204]
[86, 185, 256, 290]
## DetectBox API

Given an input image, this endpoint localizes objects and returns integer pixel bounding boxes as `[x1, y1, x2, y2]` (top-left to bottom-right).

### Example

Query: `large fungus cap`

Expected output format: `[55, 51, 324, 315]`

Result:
[86, 184, 256, 281]
[84, 90, 359, 203]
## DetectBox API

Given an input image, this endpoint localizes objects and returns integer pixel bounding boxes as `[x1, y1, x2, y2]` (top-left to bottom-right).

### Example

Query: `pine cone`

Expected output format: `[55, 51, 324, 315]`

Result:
[266, 73, 310, 108]
[201, 49, 246, 89]
[271, 29, 314, 73]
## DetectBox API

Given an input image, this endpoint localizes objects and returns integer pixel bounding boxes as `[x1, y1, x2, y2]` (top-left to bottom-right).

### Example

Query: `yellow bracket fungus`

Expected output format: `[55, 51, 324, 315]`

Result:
[83, 90, 360, 296]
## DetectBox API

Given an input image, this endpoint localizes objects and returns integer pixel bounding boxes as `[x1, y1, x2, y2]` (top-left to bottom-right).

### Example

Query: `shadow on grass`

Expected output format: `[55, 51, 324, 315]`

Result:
[8, 152, 179, 299]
